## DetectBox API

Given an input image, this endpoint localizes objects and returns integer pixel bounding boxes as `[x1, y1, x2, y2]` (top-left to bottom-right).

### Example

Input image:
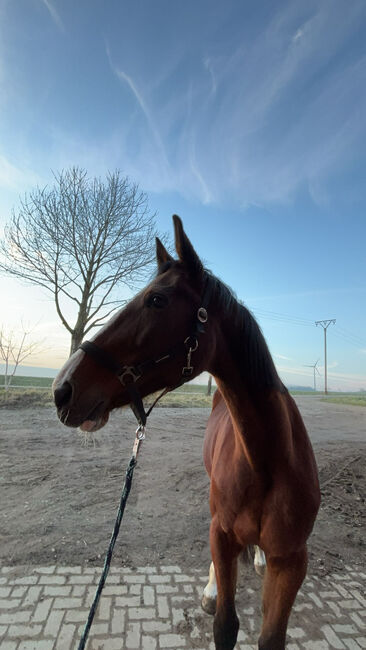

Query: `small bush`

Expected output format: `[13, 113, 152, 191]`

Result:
[0, 389, 53, 408]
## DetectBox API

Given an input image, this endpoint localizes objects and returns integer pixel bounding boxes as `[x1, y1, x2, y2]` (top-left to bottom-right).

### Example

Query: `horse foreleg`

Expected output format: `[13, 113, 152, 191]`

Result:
[202, 561, 217, 615]
[258, 546, 307, 650]
[210, 516, 240, 650]
[254, 545, 266, 576]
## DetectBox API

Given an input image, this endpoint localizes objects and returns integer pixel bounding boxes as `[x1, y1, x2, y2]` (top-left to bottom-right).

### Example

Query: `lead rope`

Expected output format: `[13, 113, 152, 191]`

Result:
[77, 424, 145, 650]
[76, 289, 211, 647]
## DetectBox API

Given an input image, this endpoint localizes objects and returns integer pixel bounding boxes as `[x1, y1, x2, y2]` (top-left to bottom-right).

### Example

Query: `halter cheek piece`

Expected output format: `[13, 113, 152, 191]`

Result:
[78, 276, 212, 427]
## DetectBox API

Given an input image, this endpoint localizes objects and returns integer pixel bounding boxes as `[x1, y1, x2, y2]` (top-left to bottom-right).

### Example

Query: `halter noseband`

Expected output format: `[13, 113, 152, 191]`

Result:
[79, 275, 212, 426]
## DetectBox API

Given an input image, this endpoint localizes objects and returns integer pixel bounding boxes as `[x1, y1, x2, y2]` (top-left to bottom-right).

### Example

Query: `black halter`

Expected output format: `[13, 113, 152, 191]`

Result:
[79, 275, 213, 426]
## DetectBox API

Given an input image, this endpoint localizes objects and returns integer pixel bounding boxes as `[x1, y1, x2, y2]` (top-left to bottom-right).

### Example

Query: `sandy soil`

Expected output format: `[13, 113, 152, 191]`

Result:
[1, 397, 365, 579]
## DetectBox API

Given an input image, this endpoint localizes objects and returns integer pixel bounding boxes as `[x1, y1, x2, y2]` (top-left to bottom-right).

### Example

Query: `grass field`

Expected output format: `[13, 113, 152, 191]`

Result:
[0, 376, 213, 408]
[0, 387, 213, 409]
[321, 394, 366, 407]
[1, 376, 365, 408]
[0, 375, 210, 391]
[0, 374, 53, 388]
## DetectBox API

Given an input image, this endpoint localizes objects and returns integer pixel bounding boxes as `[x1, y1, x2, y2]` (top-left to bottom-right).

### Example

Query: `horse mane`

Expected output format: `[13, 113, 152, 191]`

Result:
[204, 270, 284, 393]
[156, 261, 284, 393]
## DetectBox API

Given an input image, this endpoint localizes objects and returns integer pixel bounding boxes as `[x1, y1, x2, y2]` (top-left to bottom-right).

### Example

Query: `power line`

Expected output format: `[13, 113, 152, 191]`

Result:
[247, 307, 364, 390]
[331, 330, 363, 350]
[251, 307, 313, 327]
[250, 307, 364, 351]
[336, 326, 366, 347]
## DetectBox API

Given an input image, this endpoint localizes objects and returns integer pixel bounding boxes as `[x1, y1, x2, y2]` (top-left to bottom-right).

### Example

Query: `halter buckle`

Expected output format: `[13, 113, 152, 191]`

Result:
[118, 366, 142, 385]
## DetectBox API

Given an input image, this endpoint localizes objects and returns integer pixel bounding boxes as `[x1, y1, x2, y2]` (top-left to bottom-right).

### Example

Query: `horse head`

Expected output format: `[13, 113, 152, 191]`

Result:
[53, 215, 216, 432]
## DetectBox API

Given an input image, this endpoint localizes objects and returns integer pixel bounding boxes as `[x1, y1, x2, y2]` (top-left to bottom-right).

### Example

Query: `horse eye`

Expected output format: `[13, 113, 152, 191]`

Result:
[148, 294, 168, 309]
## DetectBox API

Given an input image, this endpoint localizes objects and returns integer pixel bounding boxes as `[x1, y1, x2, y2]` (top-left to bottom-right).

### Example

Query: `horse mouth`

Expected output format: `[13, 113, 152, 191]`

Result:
[79, 411, 110, 433]
[59, 401, 110, 432]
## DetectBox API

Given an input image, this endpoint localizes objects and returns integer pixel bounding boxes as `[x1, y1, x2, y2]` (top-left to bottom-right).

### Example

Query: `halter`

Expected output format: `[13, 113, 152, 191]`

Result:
[79, 274, 212, 426]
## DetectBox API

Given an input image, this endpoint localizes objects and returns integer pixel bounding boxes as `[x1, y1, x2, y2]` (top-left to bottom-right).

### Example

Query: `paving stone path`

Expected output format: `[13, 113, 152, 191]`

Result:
[0, 564, 365, 649]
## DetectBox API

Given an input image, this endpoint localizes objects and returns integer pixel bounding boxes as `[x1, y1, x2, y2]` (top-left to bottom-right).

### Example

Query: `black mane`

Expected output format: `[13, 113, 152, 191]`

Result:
[204, 271, 284, 393]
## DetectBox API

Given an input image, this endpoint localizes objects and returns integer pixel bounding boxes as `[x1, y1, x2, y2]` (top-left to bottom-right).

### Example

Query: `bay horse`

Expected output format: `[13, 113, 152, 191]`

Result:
[53, 215, 320, 649]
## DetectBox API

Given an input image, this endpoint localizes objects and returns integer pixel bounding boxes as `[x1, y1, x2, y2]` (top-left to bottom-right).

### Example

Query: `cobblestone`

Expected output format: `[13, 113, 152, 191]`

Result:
[0, 565, 365, 648]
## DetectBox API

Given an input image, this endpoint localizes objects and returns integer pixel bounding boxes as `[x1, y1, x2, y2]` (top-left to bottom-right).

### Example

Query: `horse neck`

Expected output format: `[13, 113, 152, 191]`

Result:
[209, 314, 292, 472]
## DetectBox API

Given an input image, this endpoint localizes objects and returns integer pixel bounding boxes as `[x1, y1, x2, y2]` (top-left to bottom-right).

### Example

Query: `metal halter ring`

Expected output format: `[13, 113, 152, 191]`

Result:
[184, 336, 198, 351]
[197, 307, 208, 323]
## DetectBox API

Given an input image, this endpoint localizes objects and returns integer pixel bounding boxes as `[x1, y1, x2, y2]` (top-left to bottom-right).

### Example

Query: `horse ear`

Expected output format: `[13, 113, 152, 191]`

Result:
[156, 237, 174, 267]
[173, 215, 203, 276]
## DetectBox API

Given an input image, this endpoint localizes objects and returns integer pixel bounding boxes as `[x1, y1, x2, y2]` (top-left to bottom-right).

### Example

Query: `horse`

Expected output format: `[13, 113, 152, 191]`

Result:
[53, 215, 320, 649]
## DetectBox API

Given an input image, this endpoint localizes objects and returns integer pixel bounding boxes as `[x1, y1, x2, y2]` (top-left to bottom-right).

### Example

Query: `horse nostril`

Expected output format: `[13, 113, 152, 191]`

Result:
[54, 381, 73, 409]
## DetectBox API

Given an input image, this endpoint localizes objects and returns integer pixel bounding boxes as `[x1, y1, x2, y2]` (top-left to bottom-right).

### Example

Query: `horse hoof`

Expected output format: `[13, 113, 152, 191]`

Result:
[201, 594, 216, 615]
[254, 562, 266, 577]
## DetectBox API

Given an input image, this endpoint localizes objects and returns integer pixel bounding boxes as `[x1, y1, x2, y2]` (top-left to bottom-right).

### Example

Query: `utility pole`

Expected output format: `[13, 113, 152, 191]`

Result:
[315, 320, 336, 394]
[207, 374, 212, 396]
[304, 359, 320, 392]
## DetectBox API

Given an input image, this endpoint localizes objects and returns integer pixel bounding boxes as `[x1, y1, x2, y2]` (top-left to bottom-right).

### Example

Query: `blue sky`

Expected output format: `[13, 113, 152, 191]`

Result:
[0, 0, 365, 390]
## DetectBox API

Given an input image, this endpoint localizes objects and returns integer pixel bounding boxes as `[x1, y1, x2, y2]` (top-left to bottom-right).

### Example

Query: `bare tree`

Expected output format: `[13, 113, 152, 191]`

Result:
[0, 167, 160, 355]
[0, 325, 42, 390]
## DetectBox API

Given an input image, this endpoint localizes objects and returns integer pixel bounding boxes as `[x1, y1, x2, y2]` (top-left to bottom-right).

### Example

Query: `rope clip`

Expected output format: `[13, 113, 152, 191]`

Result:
[132, 424, 146, 458]
[136, 424, 146, 440]
[182, 336, 198, 377]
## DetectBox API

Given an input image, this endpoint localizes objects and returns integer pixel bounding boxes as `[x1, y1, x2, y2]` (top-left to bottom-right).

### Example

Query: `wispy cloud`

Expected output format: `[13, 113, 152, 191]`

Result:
[26, 1, 366, 210]
[105, 44, 170, 177]
[156, 4, 361, 206]
[293, 28, 304, 42]
[327, 369, 366, 385]
[189, 154, 213, 205]
[113, 68, 157, 144]
[276, 362, 366, 390]
[203, 2, 366, 207]
[276, 364, 313, 377]
[40, 0, 64, 32]
[323, 361, 339, 370]
[203, 56, 217, 96]
[0, 154, 40, 191]
[274, 353, 292, 361]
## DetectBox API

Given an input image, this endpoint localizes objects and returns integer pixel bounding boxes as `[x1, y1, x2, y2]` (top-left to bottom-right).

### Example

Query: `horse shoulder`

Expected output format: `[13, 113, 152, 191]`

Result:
[203, 389, 228, 475]
[204, 392, 259, 532]
[259, 392, 321, 555]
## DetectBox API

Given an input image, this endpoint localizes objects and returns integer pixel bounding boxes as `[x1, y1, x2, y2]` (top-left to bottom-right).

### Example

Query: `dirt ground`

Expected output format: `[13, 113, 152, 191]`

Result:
[1, 397, 365, 580]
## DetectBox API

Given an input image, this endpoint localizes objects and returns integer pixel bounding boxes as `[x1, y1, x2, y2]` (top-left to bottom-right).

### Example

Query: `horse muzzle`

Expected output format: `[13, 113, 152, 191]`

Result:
[53, 378, 110, 431]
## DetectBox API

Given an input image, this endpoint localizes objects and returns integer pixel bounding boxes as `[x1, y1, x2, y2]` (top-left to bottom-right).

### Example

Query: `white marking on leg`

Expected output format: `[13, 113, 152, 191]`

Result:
[254, 546, 266, 575]
[203, 561, 217, 600]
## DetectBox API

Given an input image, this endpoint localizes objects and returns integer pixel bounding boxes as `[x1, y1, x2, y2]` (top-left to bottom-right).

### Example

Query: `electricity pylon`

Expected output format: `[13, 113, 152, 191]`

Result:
[315, 319, 336, 394]
[304, 359, 321, 392]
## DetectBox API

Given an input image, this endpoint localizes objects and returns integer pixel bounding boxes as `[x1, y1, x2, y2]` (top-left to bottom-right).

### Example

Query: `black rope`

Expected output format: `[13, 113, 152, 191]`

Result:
[75, 280, 213, 647]
[77, 455, 137, 650]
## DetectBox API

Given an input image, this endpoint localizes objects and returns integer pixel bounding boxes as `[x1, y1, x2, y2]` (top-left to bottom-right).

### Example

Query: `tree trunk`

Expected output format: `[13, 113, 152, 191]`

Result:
[69, 288, 90, 356]
[69, 329, 84, 357]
